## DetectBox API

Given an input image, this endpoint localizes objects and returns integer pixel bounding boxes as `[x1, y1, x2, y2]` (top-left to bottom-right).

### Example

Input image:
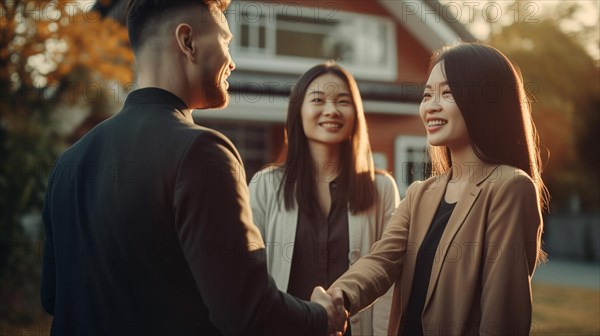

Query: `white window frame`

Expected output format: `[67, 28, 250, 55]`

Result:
[226, 2, 398, 81]
[394, 136, 428, 197]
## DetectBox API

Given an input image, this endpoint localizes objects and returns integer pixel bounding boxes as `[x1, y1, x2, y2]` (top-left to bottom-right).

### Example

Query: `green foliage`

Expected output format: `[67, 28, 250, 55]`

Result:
[0, 84, 60, 322]
[0, 0, 133, 322]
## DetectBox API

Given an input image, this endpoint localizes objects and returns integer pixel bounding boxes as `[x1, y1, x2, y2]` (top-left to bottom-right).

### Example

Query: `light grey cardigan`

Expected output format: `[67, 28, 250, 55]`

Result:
[249, 167, 400, 335]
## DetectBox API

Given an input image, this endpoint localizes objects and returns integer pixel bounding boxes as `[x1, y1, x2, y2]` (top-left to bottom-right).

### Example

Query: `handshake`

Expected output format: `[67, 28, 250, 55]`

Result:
[310, 286, 349, 335]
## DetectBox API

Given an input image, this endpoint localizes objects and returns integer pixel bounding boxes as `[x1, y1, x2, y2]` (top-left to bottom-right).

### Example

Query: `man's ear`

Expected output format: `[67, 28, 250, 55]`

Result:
[175, 23, 195, 62]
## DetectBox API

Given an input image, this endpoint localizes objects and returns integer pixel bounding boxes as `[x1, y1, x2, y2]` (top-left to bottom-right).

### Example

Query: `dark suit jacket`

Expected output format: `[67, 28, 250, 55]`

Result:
[41, 88, 327, 335]
[332, 164, 543, 336]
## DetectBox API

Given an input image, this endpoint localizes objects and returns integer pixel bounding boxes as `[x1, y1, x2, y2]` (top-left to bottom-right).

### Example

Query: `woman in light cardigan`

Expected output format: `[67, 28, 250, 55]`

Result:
[249, 62, 399, 335]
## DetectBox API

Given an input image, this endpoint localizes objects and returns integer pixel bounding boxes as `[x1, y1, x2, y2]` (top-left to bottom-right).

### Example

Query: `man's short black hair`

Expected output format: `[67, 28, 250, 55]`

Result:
[126, 0, 229, 53]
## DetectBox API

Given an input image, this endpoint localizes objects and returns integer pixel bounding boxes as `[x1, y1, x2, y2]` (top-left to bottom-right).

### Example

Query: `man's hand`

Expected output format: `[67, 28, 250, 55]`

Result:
[311, 286, 348, 335]
[326, 287, 345, 313]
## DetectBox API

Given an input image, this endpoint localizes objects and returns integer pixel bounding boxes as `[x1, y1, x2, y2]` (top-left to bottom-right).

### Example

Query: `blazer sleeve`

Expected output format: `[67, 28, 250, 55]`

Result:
[480, 172, 542, 336]
[371, 174, 401, 335]
[41, 164, 57, 315]
[173, 134, 327, 336]
[332, 180, 418, 316]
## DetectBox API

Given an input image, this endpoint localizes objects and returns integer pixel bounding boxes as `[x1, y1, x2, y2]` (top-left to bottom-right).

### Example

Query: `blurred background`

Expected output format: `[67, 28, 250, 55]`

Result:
[1, 0, 598, 334]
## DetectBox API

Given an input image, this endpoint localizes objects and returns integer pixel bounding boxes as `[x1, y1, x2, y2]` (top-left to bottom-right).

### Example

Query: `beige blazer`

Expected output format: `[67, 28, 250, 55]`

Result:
[249, 167, 400, 335]
[332, 164, 543, 336]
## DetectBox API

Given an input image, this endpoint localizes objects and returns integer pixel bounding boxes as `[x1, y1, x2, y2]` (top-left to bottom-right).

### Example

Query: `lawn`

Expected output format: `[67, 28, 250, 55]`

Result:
[2, 282, 599, 335]
[532, 282, 600, 336]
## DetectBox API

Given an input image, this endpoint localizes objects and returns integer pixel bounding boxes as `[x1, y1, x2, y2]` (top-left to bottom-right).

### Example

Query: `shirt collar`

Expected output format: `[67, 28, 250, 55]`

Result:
[125, 87, 188, 110]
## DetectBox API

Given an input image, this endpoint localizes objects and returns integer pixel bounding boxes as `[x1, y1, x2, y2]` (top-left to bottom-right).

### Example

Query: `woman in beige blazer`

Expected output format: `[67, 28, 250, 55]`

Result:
[249, 62, 400, 335]
[330, 43, 549, 336]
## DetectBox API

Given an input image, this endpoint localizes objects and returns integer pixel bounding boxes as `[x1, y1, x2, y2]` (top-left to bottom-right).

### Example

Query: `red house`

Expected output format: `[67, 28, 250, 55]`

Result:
[96, 0, 475, 196]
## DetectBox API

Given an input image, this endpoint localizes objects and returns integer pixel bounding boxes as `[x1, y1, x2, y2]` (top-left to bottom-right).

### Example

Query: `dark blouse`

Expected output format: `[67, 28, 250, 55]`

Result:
[402, 197, 456, 336]
[287, 180, 350, 301]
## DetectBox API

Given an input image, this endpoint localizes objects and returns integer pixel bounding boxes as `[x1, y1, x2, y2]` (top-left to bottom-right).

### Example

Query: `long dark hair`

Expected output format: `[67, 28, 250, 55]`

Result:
[278, 61, 375, 214]
[427, 42, 549, 211]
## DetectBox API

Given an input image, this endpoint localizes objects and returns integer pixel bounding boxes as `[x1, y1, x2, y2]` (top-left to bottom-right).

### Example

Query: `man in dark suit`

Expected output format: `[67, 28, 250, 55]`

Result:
[40, 1, 346, 334]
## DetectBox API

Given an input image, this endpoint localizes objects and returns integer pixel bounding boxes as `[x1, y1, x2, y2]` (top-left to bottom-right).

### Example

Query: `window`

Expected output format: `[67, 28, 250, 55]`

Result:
[394, 136, 428, 197]
[226, 2, 397, 81]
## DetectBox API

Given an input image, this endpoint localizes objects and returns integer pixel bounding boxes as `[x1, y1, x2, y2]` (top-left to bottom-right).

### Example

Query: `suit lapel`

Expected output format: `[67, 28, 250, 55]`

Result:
[400, 175, 448, 310]
[412, 178, 448, 253]
[422, 164, 498, 313]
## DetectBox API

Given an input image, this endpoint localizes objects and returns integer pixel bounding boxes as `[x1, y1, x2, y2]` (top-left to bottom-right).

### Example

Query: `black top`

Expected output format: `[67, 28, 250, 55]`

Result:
[402, 197, 456, 336]
[41, 88, 327, 335]
[288, 180, 350, 300]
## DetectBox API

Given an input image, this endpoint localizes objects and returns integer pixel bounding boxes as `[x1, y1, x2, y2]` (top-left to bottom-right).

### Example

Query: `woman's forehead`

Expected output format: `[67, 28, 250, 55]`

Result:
[306, 74, 350, 95]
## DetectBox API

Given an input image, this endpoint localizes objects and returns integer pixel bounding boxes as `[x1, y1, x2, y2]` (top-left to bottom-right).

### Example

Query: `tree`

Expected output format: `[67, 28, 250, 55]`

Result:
[439, 0, 600, 212]
[487, 1, 600, 212]
[0, 0, 133, 322]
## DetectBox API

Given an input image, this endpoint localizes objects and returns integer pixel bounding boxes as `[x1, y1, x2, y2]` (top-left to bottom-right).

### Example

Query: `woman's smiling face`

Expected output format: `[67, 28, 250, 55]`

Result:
[301, 73, 356, 148]
[420, 62, 470, 151]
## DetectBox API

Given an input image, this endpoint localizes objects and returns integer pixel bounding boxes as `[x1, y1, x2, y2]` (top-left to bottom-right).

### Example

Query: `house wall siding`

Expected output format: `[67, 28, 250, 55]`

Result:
[235, 0, 433, 178]
[366, 113, 425, 174]
[267, 114, 426, 177]
[252, 0, 431, 84]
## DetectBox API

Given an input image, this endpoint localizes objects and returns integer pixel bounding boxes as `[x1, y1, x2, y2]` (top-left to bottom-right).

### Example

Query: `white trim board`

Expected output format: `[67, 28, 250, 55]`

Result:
[378, 0, 462, 51]
[193, 97, 420, 122]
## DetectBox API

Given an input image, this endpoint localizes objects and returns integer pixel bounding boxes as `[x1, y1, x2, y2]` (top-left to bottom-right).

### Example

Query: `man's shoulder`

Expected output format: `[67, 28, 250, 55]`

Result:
[183, 126, 239, 159]
[57, 116, 114, 160]
[171, 126, 247, 180]
[183, 124, 231, 146]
